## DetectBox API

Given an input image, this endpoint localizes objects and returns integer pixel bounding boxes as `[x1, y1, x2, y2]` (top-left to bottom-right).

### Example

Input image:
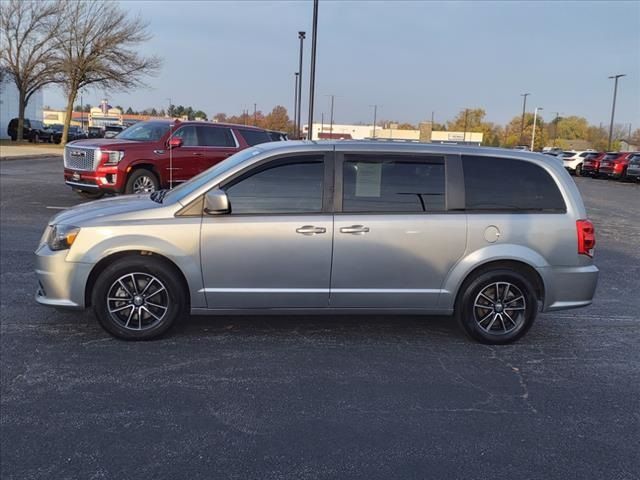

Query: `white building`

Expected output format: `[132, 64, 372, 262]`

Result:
[0, 77, 44, 139]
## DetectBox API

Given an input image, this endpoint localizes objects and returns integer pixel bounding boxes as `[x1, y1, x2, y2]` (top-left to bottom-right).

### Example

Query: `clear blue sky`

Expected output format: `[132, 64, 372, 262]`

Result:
[45, 0, 640, 127]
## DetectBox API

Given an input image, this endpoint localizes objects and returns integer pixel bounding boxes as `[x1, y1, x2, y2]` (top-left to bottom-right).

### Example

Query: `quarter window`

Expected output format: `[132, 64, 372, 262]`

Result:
[197, 126, 235, 147]
[462, 155, 566, 212]
[225, 156, 324, 214]
[342, 155, 446, 212]
[238, 129, 272, 146]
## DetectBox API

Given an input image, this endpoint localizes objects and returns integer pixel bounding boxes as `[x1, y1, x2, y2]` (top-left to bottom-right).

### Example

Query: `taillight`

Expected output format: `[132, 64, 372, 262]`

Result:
[577, 220, 595, 257]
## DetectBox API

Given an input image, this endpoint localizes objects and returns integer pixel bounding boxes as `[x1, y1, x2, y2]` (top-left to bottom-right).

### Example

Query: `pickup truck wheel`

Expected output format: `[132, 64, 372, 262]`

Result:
[75, 190, 105, 200]
[456, 269, 537, 344]
[125, 169, 159, 194]
[92, 257, 185, 340]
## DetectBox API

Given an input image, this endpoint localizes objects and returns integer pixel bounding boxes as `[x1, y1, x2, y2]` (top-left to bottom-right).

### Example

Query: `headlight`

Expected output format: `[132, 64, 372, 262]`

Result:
[47, 225, 81, 251]
[97, 150, 125, 165]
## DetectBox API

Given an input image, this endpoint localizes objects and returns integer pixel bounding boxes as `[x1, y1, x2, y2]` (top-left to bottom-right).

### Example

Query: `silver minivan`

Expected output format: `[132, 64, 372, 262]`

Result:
[35, 142, 598, 344]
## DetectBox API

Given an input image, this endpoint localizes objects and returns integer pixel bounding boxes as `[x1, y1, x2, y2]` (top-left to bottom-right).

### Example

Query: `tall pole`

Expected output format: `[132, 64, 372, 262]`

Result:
[80, 93, 83, 130]
[629, 123, 632, 140]
[371, 105, 378, 138]
[463, 108, 469, 143]
[531, 107, 542, 151]
[293, 72, 299, 138]
[307, 0, 319, 140]
[253, 103, 257, 126]
[551, 112, 560, 147]
[608, 74, 626, 151]
[519, 93, 530, 145]
[297, 31, 306, 139]
[431, 111, 435, 129]
[320, 112, 324, 138]
[328, 95, 334, 137]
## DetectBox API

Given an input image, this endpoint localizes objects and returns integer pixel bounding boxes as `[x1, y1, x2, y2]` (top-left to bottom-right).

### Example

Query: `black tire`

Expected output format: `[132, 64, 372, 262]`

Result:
[75, 190, 105, 200]
[32, 133, 39, 143]
[575, 164, 582, 177]
[125, 168, 159, 194]
[92, 256, 186, 340]
[456, 269, 538, 344]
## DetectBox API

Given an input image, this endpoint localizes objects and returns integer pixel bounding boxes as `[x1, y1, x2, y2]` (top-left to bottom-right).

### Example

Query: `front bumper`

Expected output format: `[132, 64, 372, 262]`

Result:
[34, 244, 92, 309]
[64, 167, 122, 193]
[538, 264, 599, 312]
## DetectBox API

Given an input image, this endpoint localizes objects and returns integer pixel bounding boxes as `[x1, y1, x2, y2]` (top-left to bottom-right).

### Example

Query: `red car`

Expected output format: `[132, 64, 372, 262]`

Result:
[598, 152, 639, 179]
[63, 120, 278, 198]
[582, 152, 605, 177]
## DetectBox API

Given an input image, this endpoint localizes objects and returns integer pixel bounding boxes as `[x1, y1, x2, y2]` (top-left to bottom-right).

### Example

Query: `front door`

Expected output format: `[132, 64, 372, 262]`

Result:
[330, 152, 466, 310]
[164, 125, 203, 184]
[200, 153, 333, 309]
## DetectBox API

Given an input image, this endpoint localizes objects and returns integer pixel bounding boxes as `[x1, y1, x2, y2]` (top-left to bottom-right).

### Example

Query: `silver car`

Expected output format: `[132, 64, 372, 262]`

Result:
[35, 142, 599, 344]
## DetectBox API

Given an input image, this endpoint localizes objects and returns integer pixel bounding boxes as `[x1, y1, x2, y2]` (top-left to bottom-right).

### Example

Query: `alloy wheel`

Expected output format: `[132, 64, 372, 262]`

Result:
[132, 175, 156, 193]
[107, 273, 169, 331]
[473, 281, 526, 335]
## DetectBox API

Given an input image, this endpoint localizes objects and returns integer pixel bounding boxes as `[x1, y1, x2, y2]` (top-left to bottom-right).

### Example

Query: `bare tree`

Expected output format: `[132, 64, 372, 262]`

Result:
[57, 0, 161, 144]
[0, 0, 63, 140]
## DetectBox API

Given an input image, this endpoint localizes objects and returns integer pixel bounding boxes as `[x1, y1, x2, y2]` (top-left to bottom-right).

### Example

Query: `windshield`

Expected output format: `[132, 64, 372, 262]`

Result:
[116, 121, 171, 141]
[163, 146, 264, 204]
[49, 124, 63, 132]
[31, 120, 44, 129]
[604, 153, 619, 160]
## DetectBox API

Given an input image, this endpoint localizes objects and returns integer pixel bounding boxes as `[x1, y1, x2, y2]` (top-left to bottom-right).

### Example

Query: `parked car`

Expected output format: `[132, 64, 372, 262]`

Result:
[542, 147, 563, 155]
[560, 150, 597, 176]
[625, 153, 640, 181]
[49, 124, 88, 143]
[581, 152, 605, 177]
[38, 143, 598, 344]
[103, 125, 126, 139]
[598, 152, 638, 179]
[63, 119, 277, 199]
[88, 126, 104, 138]
[7, 118, 55, 143]
[267, 130, 289, 142]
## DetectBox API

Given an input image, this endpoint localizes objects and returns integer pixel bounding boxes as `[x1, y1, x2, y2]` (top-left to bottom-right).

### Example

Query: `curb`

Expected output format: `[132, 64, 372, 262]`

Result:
[0, 154, 62, 161]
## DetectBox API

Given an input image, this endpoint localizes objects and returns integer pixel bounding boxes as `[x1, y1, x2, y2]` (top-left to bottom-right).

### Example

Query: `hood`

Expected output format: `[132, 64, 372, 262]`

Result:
[49, 194, 169, 227]
[66, 138, 146, 148]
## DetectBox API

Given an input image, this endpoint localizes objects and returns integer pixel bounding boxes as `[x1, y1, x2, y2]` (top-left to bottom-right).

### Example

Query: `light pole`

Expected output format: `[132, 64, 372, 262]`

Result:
[296, 31, 306, 138]
[531, 107, 543, 151]
[607, 74, 626, 151]
[80, 92, 83, 130]
[463, 108, 469, 143]
[326, 94, 335, 138]
[370, 104, 379, 138]
[519, 93, 530, 145]
[551, 112, 560, 147]
[253, 103, 257, 126]
[307, 0, 319, 140]
[293, 72, 299, 137]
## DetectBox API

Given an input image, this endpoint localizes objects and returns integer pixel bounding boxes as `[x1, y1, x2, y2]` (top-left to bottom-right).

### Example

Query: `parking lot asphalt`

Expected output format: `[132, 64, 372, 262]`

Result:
[1, 157, 639, 479]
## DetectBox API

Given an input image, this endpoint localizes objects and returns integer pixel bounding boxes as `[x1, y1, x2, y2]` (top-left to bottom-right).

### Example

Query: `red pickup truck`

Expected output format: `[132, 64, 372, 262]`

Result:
[63, 120, 278, 198]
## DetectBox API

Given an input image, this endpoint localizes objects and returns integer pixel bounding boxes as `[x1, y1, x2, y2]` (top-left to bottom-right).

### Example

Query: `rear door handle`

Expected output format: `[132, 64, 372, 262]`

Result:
[340, 225, 370, 234]
[296, 225, 327, 235]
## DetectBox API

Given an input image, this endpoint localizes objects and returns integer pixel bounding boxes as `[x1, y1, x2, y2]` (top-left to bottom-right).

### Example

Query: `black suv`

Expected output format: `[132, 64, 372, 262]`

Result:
[7, 118, 55, 143]
[49, 124, 88, 143]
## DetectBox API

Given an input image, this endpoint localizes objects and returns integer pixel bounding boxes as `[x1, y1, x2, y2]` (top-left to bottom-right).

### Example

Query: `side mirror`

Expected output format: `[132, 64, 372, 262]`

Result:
[168, 137, 183, 149]
[204, 188, 230, 215]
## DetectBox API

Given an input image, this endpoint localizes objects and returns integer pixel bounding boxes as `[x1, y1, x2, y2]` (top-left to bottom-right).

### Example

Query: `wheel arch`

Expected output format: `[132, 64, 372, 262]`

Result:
[126, 162, 162, 186]
[85, 250, 191, 309]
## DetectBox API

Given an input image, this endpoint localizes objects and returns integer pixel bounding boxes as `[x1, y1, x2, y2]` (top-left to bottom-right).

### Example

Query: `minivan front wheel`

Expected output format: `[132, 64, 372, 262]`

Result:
[457, 269, 537, 344]
[92, 257, 185, 340]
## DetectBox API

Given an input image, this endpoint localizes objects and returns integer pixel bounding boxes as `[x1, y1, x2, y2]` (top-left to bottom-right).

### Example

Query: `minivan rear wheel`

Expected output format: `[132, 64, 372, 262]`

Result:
[92, 257, 186, 340]
[456, 269, 537, 344]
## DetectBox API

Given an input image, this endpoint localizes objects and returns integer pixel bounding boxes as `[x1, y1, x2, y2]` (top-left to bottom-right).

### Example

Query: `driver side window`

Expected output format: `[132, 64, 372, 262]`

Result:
[172, 126, 198, 147]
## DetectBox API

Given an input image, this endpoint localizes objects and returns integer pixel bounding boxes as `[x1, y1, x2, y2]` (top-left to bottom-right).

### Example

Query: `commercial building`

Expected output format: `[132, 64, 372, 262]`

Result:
[304, 122, 483, 145]
[0, 77, 43, 140]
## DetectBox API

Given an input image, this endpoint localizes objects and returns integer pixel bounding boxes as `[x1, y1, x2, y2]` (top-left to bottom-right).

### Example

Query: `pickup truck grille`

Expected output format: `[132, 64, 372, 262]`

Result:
[64, 146, 98, 171]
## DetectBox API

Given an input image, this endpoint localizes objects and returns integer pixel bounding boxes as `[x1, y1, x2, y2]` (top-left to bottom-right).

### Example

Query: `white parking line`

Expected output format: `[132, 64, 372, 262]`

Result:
[45, 206, 68, 210]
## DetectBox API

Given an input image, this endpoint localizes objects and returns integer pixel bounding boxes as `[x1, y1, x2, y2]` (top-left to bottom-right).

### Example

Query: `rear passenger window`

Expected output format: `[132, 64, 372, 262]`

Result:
[342, 155, 446, 212]
[197, 126, 235, 147]
[239, 129, 271, 146]
[462, 155, 566, 212]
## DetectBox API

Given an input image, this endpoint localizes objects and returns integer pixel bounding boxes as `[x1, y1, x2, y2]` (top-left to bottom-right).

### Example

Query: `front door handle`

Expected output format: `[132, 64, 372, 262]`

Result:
[340, 225, 370, 235]
[296, 225, 327, 235]
[192, 152, 204, 157]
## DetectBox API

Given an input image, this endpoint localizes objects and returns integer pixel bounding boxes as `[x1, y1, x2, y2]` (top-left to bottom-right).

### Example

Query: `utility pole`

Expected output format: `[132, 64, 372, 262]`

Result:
[327, 95, 335, 138]
[531, 107, 543, 151]
[253, 103, 257, 126]
[297, 31, 306, 139]
[370, 104, 379, 138]
[80, 92, 83, 130]
[293, 73, 299, 138]
[307, 0, 319, 140]
[519, 93, 530, 145]
[463, 108, 469, 143]
[551, 112, 560, 147]
[431, 111, 435, 129]
[608, 74, 626, 151]
[320, 112, 324, 138]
